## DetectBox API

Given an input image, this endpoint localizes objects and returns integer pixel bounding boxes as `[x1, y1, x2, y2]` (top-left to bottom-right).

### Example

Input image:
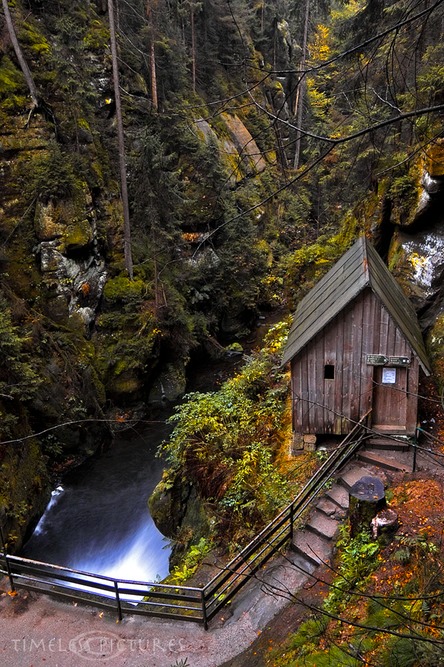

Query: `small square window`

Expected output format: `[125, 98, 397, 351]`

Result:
[324, 364, 335, 379]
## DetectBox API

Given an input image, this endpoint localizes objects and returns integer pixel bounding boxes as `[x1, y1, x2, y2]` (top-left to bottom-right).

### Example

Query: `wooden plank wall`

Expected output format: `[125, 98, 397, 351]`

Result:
[292, 288, 420, 434]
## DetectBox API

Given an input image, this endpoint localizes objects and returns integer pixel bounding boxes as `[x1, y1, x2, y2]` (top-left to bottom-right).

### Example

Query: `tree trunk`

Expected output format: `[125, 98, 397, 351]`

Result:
[150, 41, 159, 111]
[2, 0, 39, 108]
[191, 8, 196, 94]
[146, 0, 159, 111]
[293, 0, 309, 170]
[108, 0, 134, 279]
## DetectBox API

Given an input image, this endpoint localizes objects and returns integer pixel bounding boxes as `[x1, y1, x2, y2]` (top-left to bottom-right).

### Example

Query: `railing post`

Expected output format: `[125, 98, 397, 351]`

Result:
[413, 425, 419, 473]
[201, 588, 208, 630]
[114, 581, 123, 621]
[0, 521, 15, 593]
[2, 554, 15, 593]
[289, 503, 294, 544]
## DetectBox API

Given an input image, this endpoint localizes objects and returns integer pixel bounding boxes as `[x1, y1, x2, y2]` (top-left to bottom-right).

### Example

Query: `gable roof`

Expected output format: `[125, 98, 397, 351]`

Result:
[282, 236, 430, 374]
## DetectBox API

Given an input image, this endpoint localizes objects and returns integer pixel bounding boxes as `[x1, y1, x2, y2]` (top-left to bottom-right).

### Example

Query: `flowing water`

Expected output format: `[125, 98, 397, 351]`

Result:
[19, 325, 269, 590]
[21, 421, 171, 585]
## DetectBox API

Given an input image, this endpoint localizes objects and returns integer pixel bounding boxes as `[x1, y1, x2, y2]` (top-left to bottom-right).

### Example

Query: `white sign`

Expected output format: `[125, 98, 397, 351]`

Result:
[382, 367, 396, 384]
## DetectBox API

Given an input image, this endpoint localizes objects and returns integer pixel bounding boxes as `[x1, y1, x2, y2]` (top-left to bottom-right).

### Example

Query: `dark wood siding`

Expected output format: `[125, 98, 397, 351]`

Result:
[292, 288, 420, 435]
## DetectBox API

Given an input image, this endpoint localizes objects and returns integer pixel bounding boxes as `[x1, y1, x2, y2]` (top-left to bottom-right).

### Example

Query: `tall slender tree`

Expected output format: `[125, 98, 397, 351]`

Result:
[146, 0, 159, 111]
[293, 0, 309, 170]
[2, 0, 39, 109]
[108, 0, 134, 278]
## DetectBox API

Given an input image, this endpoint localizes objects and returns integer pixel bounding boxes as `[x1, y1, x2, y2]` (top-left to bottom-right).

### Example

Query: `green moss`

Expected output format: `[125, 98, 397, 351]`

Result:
[103, 276, 146, 303]
[284, 216, 361, 303]
[0, 56, 25, 96]
[95, 300, 160, 398]
[82, 19, 109, 52]
[0, 56, 28, 112]
[108, 372, 141, 395]
[0, 440, 49, 550]
[19, 22, 51, 56]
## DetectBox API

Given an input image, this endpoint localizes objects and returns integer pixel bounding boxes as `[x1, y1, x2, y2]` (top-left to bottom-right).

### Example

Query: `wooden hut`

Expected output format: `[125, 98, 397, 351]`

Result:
[282, 237, 430, 438]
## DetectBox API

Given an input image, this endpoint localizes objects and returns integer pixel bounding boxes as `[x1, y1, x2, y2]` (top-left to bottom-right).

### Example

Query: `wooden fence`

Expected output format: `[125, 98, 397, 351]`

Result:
[0, 416, 369, 629]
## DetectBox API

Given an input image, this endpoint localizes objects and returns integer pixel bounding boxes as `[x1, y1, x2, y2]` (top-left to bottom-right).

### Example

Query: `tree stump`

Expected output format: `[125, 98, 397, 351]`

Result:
[349, 476, 386, 538]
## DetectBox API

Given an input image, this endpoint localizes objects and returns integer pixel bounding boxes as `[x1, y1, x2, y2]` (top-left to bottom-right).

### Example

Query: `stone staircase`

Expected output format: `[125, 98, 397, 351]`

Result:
[291, 436, 415, 571]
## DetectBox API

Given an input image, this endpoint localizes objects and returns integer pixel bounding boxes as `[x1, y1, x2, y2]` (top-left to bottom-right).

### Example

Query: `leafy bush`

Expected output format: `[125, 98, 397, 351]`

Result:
[162, 319, 292, 539]
[169, 537, 212, 585]
[324, 526, 380, 613]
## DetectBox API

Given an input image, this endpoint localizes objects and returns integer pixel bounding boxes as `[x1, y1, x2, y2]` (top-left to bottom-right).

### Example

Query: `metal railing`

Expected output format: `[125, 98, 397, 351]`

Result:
[0, 415, 369, 629]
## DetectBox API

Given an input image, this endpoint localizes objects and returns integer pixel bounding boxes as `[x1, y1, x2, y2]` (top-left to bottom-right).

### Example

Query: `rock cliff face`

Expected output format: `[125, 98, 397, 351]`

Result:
[389, 143, 444, 338]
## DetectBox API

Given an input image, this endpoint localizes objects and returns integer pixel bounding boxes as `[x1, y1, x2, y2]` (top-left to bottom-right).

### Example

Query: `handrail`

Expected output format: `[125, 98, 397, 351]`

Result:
[0, 413, 370, 629]
[202, 412, 370, 621]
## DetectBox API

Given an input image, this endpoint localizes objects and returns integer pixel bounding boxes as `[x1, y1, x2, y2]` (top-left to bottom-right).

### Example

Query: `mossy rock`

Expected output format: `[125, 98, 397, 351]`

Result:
[388, 162, 423, 227]
[19, 21, 51, 56]
[106, 370, 142, 396]
[427, 314, 444, 389]
[35, 198, 92, 250]
[148, 476, 180, 538]
[424, 140, 444, 178]
[62, 217, 93, 251]
[149, 474, 210, 548]
[82, 19, 110, 53]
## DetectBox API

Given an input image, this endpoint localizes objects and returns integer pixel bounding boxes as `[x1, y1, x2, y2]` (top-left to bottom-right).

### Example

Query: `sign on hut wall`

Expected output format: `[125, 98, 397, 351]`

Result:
[366, 355, 411, 367]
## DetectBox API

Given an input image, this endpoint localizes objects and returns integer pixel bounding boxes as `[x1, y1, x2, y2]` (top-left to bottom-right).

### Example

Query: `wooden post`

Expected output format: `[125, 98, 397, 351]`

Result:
[114, 581, 123, 621]
[349, 476, 386, 538]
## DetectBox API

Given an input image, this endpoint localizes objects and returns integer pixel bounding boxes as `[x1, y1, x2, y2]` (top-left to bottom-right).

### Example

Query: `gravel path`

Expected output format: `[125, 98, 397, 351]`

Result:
[0, 550, 312, 667]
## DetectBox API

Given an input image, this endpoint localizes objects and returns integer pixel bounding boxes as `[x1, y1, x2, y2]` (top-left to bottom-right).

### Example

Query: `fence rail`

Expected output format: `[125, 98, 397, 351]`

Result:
[0, 415, 369, 629]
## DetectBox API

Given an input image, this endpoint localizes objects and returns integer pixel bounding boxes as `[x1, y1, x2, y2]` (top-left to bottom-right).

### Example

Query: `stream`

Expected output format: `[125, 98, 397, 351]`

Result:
[19, 317, 273, 588]
[21, 421, 171, 584]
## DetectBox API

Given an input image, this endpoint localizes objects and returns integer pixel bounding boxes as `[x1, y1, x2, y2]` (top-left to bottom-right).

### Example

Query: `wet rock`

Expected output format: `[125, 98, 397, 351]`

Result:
[148, 362, 187, 404]
[396, 229, 444, 301]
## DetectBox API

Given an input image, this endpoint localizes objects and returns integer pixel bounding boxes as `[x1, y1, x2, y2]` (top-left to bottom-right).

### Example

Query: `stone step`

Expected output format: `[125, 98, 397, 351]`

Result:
[357, 449, 413, 473]
[287, 551, 318, 577]
[339, 464, 375, 492]
[292, 529, 332, 568]
[316, 496, 347, 519]
[306, 510, 340, 540]
[365, 436, 410, 451]
[325, 484, 349, 510]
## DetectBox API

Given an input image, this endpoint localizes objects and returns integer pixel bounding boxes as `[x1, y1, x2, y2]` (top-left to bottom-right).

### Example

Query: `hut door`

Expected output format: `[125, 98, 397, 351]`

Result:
[372, 366, 408, 432]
